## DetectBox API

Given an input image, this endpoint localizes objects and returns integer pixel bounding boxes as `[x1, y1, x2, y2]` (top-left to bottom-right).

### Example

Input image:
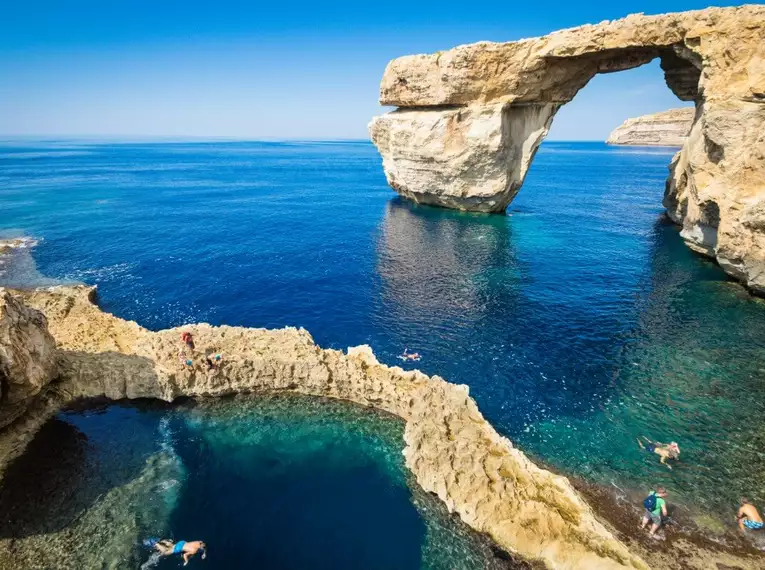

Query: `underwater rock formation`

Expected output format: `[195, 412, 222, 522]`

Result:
[607, 108, 694, 146]
[0, 285, 647, 570]
[369, 5, 765, 294]
[0, 291, 57, 428]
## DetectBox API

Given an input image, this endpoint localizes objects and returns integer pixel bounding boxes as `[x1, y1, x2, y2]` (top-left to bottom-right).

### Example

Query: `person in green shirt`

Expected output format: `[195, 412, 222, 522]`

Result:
[640, 487, 668, 538]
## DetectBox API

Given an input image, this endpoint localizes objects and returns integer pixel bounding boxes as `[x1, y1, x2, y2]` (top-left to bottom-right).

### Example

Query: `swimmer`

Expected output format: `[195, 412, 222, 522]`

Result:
[637, 436, 680, 469]
[737, 498, 764, 532]
[154, 539, 207, 566]
[399, 348, 421, 362]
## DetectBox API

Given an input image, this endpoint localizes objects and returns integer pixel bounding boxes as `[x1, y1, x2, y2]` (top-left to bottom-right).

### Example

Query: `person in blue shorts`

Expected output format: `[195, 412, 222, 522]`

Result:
[637, 436, 680, 469]
[737, 498, 764, 532]
[154, 539, 207, 566]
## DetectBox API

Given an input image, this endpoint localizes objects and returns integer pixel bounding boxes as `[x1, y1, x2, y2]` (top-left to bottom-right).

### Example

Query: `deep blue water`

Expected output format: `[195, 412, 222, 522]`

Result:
[0, 397, 513, 569]
[2, 139, 765, 536]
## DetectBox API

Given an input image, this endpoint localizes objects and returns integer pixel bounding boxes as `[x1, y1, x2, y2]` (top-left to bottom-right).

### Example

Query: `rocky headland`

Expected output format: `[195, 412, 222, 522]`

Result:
[0, 285, 648, 570]
[606, 108, 695, 146]
[369, 5, 765, 295]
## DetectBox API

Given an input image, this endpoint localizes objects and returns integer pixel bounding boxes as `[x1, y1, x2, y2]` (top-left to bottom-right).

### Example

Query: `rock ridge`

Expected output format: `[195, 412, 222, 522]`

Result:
[370, 5, 765, 294]
[0, 286, 647, 570]
[606, 108, 695, 146]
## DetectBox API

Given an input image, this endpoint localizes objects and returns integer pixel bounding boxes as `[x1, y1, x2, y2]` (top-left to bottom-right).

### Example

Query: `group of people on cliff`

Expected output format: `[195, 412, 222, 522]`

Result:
[178, 331, 223, 373]
[636, 436, 763, 540]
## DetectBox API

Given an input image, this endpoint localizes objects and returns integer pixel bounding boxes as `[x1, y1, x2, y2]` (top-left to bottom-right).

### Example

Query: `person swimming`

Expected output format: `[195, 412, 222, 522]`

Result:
[399, 348, 421, 361]
[737, 498, 764, 532]
[153, 539, 207, 566]
[637, 436, 680, 469]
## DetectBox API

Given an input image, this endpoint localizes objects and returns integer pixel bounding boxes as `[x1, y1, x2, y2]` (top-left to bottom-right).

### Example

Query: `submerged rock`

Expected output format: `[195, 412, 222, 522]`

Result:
[369, 6, 765, 294]
[0, 285, 649, 570]
[606, 108, 694, 147]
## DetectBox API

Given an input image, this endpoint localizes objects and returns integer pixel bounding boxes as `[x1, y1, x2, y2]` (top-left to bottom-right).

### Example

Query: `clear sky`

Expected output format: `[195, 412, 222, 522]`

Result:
[0, 1, 745, 140]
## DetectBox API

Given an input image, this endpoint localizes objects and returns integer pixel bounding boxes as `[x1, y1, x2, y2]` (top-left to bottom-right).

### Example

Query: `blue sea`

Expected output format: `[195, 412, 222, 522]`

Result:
[1, 139, 765, 566]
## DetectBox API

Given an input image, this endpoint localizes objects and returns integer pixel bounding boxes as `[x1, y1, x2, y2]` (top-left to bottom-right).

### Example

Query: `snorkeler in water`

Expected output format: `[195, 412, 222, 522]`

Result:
[399, 348, 421, 361]
[153, 539, 207, 566]
[637, 436, 680, 470]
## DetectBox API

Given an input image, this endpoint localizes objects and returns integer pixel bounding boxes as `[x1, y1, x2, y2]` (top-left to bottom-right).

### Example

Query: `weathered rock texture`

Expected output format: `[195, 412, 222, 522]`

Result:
[0, 285, 647, 570]
[607, 108, 695, 146]
[369, 6, 765, 294]
[0, 292, 57, 429]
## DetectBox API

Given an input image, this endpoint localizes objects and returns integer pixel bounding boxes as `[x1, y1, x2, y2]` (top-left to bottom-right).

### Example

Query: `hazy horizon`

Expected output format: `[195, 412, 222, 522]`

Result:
[1, 1, 736, 140]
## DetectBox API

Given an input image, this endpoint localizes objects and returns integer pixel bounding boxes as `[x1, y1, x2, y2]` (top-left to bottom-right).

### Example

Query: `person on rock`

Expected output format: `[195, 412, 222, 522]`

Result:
[737, 498, 764, 532]
[154, 539, 207, 566]
[640, 487, 669, 539]
[181, 331, 195, 351]
[205, 352, 222, 371]
[637, 436, 680, 469]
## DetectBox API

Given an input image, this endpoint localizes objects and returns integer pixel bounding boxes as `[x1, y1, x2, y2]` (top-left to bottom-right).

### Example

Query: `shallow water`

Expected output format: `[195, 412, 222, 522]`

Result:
[1, 139, 765, 539]
[0, 396, 516, 570]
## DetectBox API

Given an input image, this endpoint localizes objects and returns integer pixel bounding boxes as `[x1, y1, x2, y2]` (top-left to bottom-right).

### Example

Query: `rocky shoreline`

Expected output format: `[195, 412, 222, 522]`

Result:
[606, 108, 694, 147]
[0, 285, 647, 570]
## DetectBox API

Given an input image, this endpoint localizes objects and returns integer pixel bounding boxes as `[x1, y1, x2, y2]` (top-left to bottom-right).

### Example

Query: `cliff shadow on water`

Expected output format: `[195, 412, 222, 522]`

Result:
[0, 395, 526, 570]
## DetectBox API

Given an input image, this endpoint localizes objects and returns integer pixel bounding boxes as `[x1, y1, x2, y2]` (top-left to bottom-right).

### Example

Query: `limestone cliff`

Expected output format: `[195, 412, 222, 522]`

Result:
[369, 6, 765, 294]
[0, 286, 648, 570]
[0, 292, 57, 429]
[607, 108, 695, 146]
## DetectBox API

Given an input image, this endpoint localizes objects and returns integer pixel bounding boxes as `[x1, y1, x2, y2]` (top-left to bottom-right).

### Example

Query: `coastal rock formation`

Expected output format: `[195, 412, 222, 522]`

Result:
[0, 285, 648, 570]
[369, 6, 765, 294]
[0, 292, 57, 428]
[606, 108, 695, 146]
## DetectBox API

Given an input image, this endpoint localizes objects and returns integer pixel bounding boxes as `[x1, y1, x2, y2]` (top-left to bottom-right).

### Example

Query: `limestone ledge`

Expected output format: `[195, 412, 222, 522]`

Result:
[0, 285, 648, 570]
[606, 108, 695, 147]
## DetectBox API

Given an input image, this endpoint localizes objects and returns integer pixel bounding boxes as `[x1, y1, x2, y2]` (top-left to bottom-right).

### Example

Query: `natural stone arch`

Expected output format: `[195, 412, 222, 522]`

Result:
[370, 6, 765, 294]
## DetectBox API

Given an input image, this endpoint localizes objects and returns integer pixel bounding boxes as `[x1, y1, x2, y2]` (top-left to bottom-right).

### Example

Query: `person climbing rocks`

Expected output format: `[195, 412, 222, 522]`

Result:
[181, 331, 195, 351]
[637, 436, 680, 469]
[640, 487, 669, 538]
[737, 498, 764, 532]
[400, 348, 421, 361]
[153, 539, 207, 566]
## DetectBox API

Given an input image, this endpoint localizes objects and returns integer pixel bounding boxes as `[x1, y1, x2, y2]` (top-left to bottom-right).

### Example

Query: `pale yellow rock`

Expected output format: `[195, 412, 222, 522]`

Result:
[607, 108, 695, 146]
[0, 291, 57, 428]
[0, 286, 649, 570]
[370, 5, 765, 294]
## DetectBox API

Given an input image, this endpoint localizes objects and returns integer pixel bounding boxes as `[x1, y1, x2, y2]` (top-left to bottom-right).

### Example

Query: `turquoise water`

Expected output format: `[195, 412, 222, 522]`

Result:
[1, 139, 765, 536]
[0, 396, 516, 569]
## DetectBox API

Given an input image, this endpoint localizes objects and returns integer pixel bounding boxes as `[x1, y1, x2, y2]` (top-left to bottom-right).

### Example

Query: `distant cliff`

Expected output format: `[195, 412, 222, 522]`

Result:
[606, 108, 694, 146]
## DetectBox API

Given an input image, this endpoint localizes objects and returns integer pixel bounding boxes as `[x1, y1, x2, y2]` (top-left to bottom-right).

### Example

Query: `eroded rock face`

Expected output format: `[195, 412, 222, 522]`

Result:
[0, 286, 648, 570]
[607, 108, 695, 146]
[369, 5, 765, 293]
[0, 290, 57, 429]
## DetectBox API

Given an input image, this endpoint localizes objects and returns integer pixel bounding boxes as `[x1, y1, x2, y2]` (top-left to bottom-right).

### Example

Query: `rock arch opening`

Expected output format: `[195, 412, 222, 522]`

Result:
[370, 6, 765, 294]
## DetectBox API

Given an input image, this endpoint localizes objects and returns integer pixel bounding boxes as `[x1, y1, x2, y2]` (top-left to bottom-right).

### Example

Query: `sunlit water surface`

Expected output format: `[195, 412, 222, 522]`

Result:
[1, 140, 764, 545]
